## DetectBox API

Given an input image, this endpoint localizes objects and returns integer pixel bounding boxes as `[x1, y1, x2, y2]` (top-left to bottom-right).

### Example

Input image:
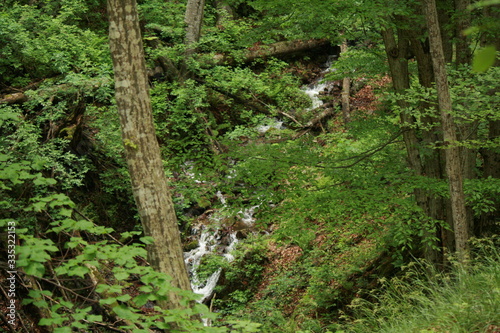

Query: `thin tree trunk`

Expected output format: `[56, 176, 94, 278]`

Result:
[455, 0, 471, 66]
[185, 0, 206, 56]
[340, 40, 351, 124]
[423, 0, 470, 261]
[381, 27, 423, 178]
[214, 0, 235, 26]
[107, 0, 192, 309]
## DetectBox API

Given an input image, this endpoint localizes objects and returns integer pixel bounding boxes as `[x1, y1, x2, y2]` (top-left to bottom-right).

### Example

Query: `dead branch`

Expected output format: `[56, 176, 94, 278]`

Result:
[303, 107, 336, 128]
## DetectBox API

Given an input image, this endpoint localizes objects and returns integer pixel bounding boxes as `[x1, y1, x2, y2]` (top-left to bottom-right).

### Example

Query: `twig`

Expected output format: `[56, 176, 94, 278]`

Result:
[249, 130, 403, 170]
[278, 110, 303, 126]
[73, 208, 124, 246]
[0, 310, 16, 333]
[83, 319, 129, 333]
[16, 310, 31, 333]
[39, 277, 97, 303]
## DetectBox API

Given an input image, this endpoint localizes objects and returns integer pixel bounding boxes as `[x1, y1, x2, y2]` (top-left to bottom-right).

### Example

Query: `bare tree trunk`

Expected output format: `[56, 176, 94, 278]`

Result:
[455, 0, 471, 66]
[107, 0, 192, 309]
[381, 27, 423, 178]
[340, 40, 351, 124]
[214, 0, 235, 26]
[423, 0, 470, 261]
[185, 0, 206, 56]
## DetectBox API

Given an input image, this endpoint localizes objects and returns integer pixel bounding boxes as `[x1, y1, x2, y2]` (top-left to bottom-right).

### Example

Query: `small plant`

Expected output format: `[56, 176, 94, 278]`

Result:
[342, 240, 500, 332]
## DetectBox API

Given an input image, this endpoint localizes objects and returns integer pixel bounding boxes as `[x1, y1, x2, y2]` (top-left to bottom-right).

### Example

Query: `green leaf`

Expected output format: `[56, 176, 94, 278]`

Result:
[112, 304, 140, 321]
[86, 314, 103, 322]
[116, 294, 132, 302]
[100, 297, 118, 305]
[114, 271, 130, 281]
[472, 46, 497, 73]
[39, 318, 53, 326]
[133, 294, 151, 306]
[33, 174, 57, 186]
[140, 236, 155, 245]
[24, 262, 46, 277]
[67, 265, 89, 277]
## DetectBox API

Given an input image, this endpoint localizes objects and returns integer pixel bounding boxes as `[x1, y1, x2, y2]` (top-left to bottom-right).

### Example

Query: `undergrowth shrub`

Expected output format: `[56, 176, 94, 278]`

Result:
[343, 236, 500, 333]
[0, 107, 260, 333]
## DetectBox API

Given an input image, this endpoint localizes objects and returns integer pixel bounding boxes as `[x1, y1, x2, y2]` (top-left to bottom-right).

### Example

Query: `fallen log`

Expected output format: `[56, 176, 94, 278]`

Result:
[213, 38, 332, 64]
[0, 92, 28, 104]
[0, 81, 43, 104]
[304, 107, 335, 128]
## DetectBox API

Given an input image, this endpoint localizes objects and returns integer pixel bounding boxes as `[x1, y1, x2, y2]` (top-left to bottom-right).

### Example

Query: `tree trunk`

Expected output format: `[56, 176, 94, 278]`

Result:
[107, 0, 192, 309]
[382, 24, 449, 264]
[408, 25, 450, 263]
[437, 0, 454, 63]
[185, 0, 206, 56]
[423, 0, 470, 261]
[455, 0, 471, 66]
[214, 0, 235, 26]
[381, 27, 423, 178]
[0, 92, 28, 104]
[340, 40, 351, 124]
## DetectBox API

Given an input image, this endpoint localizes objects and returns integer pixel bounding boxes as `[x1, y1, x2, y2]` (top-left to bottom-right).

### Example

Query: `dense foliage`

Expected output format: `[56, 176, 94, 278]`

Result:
[0, 0, 498, 332]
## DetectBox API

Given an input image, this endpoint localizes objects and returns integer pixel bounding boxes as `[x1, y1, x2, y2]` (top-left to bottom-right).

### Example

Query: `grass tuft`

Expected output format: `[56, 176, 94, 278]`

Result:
[343, 237, 500, 333]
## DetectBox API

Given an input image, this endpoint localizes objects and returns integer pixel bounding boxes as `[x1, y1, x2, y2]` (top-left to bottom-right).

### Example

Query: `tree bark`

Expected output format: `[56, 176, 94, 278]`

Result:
[437, 0, 454, 63]
[408, 24, 450, 263]
[107, 0, 192, 309]
[455, 0, 471, 66]
[423, 0, 470, 261]
[340, 40, 351, 124]
[381, 27, 423, 177]
[185, 0, 206, 56]
[0, 92, 28, 104]
[382, 25, 446, 264]
[214, 0, 235, 26]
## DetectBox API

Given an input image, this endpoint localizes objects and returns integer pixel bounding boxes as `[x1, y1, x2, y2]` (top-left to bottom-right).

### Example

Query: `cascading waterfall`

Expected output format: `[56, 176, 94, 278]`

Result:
[303, 54, 337, 110]
[183, 192, 257, 304]
[183, 54, 336, 311]
[304, 82, 328, 109]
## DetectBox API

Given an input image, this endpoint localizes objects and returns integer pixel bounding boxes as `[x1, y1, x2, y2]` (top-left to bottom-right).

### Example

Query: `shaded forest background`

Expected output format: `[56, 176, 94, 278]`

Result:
[0, 0, 499, 332]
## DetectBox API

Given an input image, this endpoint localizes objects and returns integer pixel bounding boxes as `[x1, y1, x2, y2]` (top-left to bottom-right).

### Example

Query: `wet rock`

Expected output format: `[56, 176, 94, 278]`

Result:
[184, 240, 199, 252]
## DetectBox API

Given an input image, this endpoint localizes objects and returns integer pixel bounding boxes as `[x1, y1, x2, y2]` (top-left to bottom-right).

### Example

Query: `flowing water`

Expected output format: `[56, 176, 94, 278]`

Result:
[183, 192, 257, 304]
[304, 82, 328, 109]
[184, 55, 336, 309]
[303, 54, 337, 110]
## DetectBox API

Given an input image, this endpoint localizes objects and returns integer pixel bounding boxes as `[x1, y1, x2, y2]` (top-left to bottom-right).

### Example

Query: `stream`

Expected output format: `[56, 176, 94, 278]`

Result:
[183, 192, 258, 304]
[183, 56, 336, 307]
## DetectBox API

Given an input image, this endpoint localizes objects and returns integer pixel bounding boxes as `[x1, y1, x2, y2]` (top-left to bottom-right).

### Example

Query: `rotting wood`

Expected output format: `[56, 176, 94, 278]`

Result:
[0, 92, 28, 104]
[213, 39, 331, 64]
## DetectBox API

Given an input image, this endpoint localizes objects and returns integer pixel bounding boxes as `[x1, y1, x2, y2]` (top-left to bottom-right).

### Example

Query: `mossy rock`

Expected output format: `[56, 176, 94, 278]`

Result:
[184, 240, 199, 251]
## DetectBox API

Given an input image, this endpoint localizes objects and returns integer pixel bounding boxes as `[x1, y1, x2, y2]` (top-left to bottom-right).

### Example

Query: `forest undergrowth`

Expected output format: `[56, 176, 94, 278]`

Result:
[1, 0, 499, 332]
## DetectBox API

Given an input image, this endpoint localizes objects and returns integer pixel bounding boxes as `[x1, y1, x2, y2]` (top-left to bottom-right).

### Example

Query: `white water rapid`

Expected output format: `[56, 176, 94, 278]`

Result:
[184, 229, 237, 303]
[183, 192, 257, 305]
[302, 54, 337, 110]
[304, 82, 328, 109]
